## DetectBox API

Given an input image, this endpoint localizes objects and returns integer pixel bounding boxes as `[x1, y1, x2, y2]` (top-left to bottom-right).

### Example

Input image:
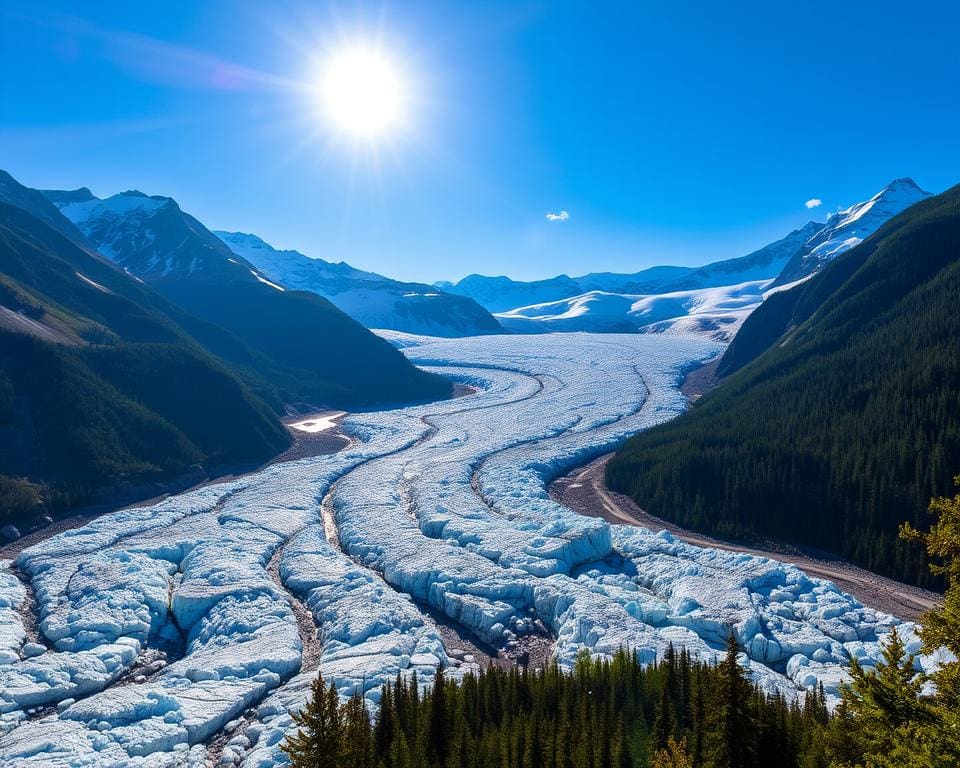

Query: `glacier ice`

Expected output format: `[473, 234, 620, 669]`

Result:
[0, 333, 933, 767]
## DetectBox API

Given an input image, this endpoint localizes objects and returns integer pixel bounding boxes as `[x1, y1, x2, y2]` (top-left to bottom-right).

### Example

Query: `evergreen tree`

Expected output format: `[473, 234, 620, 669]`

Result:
[282, 673, 344, 767]
[902, 475, 960, 710]
[651, 681, 675, 751]
[341, 690, 373, 768]
[897, 475, 960, 765]
[707, 633, 755, 768]
[429, 666, 452, 767]
[826, 630, 938, 768]
[823, 476, 960, 768]
[650, 735, 693, 768]
[375, 682, 395, 764]
[290, 648, 830, 768]
[822, 697, 862, 768]
[689, 670, 706, 767]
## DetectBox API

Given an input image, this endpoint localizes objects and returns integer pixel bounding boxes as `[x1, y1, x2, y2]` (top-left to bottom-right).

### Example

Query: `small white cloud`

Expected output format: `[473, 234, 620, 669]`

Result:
[805, 198, 822, 209]
[546, 210, 569, 221]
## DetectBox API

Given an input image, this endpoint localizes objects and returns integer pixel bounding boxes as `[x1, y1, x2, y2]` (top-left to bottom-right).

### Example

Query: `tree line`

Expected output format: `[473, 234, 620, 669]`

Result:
[285, 639, 829, 768]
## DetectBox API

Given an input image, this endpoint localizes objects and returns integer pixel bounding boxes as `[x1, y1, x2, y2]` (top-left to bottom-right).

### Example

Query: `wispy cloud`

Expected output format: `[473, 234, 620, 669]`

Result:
[805, 198, 822, 209]
[5, 7, 293, 92]
[546, 210, 569, 221]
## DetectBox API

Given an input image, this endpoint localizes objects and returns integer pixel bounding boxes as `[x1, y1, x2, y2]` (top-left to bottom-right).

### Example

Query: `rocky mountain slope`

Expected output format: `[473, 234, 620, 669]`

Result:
[0, 198, 290, 525]
[42, 184, 452, 408]
[216, 231, 502, 337]
[773, 178, 932, 285]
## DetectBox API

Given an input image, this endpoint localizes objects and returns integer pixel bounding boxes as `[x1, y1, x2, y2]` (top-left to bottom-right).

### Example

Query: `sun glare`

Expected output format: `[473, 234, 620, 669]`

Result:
[321, 47, 403, 137]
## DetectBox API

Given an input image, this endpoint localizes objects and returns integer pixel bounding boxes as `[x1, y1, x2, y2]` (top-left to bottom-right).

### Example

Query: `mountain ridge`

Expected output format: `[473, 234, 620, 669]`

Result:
[448, 179, 929, 341]
[0, 198, 292, 523]
[772, 177, 932, 286]
[607, 182, 960, 587]
[215, 230, 503, 337]
[41, 180, 453, 408]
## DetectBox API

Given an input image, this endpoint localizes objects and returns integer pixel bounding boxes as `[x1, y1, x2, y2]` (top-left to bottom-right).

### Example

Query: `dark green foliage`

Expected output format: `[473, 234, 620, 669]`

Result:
[824, 623, 955, 767]
[283, 674, 345, 766]
[715, 286, 801, 378]
[0, 201, 291, 520]
[0, 330, 289, 520]
[0, 474, 40, 518]
[894, 477, 960, 764]
[817, 482, 960, 766]
[84, 342, 286, 462]
[608, 185, 960, 587]
[159, 279, 452, 408]
[284, 648, 830, 768]
[705, 634, 756, 768]
[0, 185, 454, 523]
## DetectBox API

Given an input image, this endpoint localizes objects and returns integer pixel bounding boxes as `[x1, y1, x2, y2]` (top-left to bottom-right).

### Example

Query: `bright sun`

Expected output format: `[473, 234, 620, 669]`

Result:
[321, 48, 403, 137]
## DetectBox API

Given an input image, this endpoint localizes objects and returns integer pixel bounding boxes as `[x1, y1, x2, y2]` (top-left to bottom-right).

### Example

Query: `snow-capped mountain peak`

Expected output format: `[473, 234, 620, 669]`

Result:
[50, 190, 171, 231]
[821, 177, 925, 231]
[43, 188, 249, 280]
[775, 177, 932, 285]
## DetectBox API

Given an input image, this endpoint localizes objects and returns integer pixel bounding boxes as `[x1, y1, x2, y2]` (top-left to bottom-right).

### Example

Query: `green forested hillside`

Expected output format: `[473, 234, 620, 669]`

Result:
[0, 202, 290, 522]
[0, 182, 455, 525]
[158, 279, 452, 408]
[38, 179, 453, 408]
[608, 185, 960, 587]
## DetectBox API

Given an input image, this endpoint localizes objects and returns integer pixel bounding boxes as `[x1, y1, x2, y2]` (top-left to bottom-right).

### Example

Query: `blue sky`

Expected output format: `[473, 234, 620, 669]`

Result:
[2, 1, 958, 283]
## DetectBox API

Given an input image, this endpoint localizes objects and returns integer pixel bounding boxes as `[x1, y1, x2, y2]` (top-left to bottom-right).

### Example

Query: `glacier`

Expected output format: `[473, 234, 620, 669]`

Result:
[0, 333, 937, 767]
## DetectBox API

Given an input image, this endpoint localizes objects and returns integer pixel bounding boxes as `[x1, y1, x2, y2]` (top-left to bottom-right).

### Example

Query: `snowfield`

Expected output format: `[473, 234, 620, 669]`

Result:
[0, 334, 937, 767]
[494, 281, 773, 340]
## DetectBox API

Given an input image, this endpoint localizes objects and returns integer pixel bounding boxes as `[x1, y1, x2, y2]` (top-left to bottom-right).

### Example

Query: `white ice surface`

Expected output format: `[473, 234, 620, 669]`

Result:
[0, 333, 933, 767]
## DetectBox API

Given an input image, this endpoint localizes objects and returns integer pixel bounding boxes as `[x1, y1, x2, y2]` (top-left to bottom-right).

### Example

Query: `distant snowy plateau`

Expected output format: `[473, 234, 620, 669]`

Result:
[494, 279, 787, 339]
[0, 333, 943, 767]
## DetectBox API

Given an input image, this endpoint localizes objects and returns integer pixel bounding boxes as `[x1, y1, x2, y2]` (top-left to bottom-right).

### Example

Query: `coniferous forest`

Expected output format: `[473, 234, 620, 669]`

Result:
[607, 186, 960, 588]
[284, 640, 831, 768]
[283, 479, 960, 768]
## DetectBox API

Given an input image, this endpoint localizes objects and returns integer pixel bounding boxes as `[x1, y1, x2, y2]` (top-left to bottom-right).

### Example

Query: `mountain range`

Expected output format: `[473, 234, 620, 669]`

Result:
[0, 170, 453, 529]
[608, 182, 960, 587]
[215, 231, 502, 337]
[494, 280, 782, 340]
[446, 179, 932, 341]
[435, 265, 695, 314]
[0, 166, 941, 542]
[41, 185, 452, 408]
[0, 197, 288, 517]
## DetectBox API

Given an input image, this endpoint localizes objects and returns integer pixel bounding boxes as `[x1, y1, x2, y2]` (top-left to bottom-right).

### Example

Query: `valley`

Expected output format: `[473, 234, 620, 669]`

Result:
[550, 454, 939, 621]
[0, 333, 938, 766]
[3, 6, 958, 764]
